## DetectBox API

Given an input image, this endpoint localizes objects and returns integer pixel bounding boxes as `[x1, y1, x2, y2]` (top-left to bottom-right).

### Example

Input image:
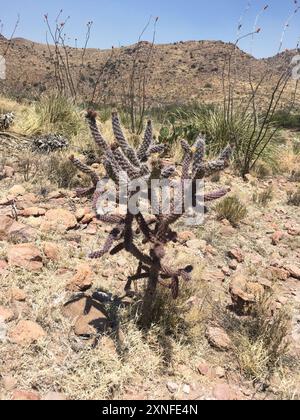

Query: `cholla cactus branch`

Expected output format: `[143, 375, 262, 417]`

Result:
[112, 112, 140, 168]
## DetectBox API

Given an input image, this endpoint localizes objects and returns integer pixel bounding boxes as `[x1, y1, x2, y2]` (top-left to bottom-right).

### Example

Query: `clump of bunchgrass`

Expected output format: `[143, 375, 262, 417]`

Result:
[215, 195, 247, 226]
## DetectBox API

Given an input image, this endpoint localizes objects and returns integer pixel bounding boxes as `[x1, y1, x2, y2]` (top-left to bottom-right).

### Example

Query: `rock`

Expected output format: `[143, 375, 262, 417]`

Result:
[75, 208, 87, 221]
[7, 243, 43, 271]
[62, 296, 109, 337]
[213, 384, 238, 401]
[215, 367, 226, 379]
[166, 382, 179, 394]
[6, 221, 36, 243]
[0, 215, 13, 240]
[182, 384, 190, 395]
[284, 264, 300, 280]
[10, 287, 27, 302]
[229, 260, 238, 271]
[202, 268, 225, 283]
[41, 209, 77, 233]
[81, 213, 95, 225]
[228, 249, 244, 263]
[197, 362, 213, 377]
[229, 274, 264, 315]
[221, 266, 231, 277]
[0, 306, 15, 322]
[0, 260, 8, 274]
[43, 242, 60, 262]
[177, 231, 196, 244]
[206, 327, 232, 351]
[186, 239, 207, 251]
[219, 225, 236, 237]
[9, 185, 26, 197]
[205, 245, 217, 256]
[272, 231, 284, 246]
[66, 264, 93, 292]
[20, 207, 46, 217]
[269, 267, 289, 282]
[2, 376, 17, 391]
[43, 392, 67, 401]
[12, 390, 41, 401]
[3, 166, 15, 178]
[9, 320, 46, 345]
[48, 191, 64, 200]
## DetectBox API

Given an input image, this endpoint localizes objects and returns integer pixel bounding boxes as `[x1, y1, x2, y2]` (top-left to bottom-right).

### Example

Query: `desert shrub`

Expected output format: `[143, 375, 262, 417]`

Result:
[45, 154, 89, 189]
[215, 195, 247, 226]
[287, 188, 300, 207]
[21, 92, 83, 138]
[272, 109, 300, 130]
[253, 187, 274, 207]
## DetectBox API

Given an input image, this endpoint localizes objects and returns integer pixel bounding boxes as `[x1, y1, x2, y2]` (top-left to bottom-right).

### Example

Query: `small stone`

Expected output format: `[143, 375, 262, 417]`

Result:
[43, 242, 60, 262]
[206, 327, 232, 351]
[229, 260, 238, 271]
[10, 287, 27, 302]
[229, 274, 264, 315]
[177, 231, 196, 244]
[182, 384, 190, 395]
[43, 392, 67, 401]
[0, 215, 14, 240]
[41, 209, 77, 233]
[12, 390, 41, 401]
[202, 269, 225, 282]
[0, 306, 15, 322]
[20, 207, 46, 217]
[272, 231, 284, 246]
[66, 263, 93, 292]
[166, 382, 179, 394]
[269, 267, 289, 282]
[228, 249, 244, 263]
[215, 367, 226, 379]
[197, 362, 212, 377]
[81, 213, 95, 224]
[213, 384, 238, 401]
[284, 264, 300, 280]
[9, 320, 46, 345]
[7, 243, 43, 271]
[9, 185, 26, 197]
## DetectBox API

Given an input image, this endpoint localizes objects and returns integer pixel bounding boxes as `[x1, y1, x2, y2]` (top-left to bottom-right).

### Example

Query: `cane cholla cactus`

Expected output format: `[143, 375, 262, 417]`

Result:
[70, 111, 232, 327]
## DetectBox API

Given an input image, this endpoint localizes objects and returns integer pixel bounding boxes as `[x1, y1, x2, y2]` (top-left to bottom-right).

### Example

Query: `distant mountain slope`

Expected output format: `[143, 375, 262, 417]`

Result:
[0, 37, 296, 105]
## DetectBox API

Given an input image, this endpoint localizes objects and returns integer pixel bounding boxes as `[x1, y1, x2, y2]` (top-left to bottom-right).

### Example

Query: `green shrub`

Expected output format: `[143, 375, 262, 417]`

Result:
[253, 187, 274, 207]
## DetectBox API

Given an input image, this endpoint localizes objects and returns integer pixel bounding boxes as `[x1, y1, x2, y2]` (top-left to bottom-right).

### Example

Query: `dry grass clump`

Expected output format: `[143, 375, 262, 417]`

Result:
[253, 186, 274, 207]
[215, 195, 247, 227]
[217, 293, 291, 384]
[19, 92, 84, 138]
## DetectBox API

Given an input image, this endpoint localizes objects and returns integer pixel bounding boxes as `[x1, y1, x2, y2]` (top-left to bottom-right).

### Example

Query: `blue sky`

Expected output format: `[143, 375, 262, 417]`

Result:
[1, 0, 300, 58]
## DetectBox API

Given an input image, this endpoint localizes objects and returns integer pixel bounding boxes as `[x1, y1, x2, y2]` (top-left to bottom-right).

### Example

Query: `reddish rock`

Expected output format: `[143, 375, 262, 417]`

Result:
[41, 209, 77, 232]
[0, 260, 8, 274]
[285, 265, 300, 280]
[7, 244, 43, 271]
[66, 264, 93, 292]
[269, 267, 289, 282]
[81, 213, 96, 225]
[62, 296, 109, 337]
[0, 306, 15, 322]
[9, 320, 46, 345]
[9, 185, 26, 197]
[20, 207, 46, 217]
[202, 268, 225, 283]
[12, 390, 41, 401]
[272, 231, 285, 246]
[228, 249, 244, 263]
[6, 221, 36, 242]
[10, 287, 27, 302]
[213, 384, 239, 401]
[206, 327, 232, 351]
[229, 274, 264, 315]
[177, 231, 196, 244]
[43, 242, 60, 262]
[229, 260, 238, 271]
[0, 215, 13, 240]
[197, 362, 214, 378]
[43, 392, 68, 401]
